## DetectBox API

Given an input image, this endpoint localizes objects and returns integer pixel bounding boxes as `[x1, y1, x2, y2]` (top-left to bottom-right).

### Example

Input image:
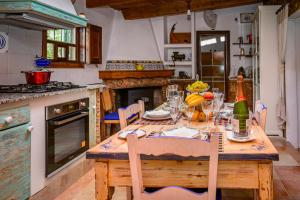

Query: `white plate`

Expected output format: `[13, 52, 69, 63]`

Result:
[224, 103, 234, 108]
[226, 131, 256, 143]
[162, 127, 199, 138]
[118, 129, 146, 139]
[142, 114, 171, 121]
[145, 110, 170, 118]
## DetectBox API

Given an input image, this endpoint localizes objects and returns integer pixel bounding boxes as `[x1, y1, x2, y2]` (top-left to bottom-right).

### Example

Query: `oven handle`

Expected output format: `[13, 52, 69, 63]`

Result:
[52, 112, 89, 126]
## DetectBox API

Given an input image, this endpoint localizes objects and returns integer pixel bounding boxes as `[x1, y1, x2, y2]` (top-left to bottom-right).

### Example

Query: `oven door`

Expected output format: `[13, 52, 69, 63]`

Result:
[46, 109, 89, 176]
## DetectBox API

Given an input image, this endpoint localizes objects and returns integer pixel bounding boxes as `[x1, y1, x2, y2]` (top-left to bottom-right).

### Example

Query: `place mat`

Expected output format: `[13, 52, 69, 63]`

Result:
[133, 118, 175, 125]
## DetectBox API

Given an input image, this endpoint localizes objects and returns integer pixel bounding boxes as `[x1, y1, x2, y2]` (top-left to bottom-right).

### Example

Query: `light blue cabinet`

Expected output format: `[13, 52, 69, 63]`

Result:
[0, 106, 31, 200]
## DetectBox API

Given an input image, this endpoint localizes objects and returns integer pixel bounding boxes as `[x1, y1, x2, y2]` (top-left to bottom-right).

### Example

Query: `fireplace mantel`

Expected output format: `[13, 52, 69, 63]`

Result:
[99, 70, 174, 80]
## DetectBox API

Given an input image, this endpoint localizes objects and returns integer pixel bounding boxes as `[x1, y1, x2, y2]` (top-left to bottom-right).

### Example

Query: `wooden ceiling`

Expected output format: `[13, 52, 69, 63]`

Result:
[86, 0, 263, 20]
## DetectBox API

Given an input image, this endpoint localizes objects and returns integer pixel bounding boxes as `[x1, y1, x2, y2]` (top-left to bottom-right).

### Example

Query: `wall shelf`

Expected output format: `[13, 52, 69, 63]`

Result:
[164, 44, 192, 48]
[164, 61, 192, 66]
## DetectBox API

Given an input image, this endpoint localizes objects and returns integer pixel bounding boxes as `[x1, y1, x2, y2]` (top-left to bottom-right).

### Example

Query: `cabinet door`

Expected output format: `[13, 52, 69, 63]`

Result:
[89, 24, 102, 64]
[0, 124, 31, 200]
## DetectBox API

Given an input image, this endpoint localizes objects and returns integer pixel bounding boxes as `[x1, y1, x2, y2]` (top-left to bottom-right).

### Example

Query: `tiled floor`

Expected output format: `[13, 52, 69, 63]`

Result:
[53, 136, 300, 200]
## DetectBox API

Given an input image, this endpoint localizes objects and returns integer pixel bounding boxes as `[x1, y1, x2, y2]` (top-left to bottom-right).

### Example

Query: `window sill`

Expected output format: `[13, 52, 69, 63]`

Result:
[49, 62, 85, 68]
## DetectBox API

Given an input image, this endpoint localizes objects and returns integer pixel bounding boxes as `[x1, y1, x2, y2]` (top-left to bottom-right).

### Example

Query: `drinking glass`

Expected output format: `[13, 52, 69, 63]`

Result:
[178, 91, 185, 104]
[166, 85, 178, 103]
[213, 92, 224, 122]
[185, 106, 195, 123]
[201, 100, 214, 132]
[170, 106, 179, 123]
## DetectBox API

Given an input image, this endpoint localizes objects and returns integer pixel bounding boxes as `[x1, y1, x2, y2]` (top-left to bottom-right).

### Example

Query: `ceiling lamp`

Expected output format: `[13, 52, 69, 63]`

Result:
[186, 0, 191, 20]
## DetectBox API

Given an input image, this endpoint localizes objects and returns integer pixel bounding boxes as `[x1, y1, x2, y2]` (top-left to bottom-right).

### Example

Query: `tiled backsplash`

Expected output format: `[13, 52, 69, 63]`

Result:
[105, 60, 164, 71]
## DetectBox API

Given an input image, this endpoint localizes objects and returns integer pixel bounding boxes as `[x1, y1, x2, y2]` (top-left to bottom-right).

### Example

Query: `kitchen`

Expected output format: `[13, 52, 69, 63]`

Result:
[0, 0, 300, 200]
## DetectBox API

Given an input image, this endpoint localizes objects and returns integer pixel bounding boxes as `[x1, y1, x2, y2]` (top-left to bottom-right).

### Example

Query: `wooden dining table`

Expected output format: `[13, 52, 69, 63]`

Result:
[87, 118, 279, 200]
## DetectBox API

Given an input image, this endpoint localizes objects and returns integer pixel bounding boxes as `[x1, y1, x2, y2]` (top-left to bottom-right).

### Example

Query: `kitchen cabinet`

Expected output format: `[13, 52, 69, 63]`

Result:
[86, 24, 102, 64]
[0, 105, 31, 200]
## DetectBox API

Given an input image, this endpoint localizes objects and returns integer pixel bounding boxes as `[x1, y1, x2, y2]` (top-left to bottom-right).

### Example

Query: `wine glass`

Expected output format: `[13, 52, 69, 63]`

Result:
[182, 105, 195, 126]
[201, 100, 214, 132]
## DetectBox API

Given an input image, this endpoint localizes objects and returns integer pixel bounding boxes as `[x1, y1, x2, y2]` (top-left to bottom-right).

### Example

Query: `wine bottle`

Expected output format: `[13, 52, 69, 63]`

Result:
[233, 75, 249, 137]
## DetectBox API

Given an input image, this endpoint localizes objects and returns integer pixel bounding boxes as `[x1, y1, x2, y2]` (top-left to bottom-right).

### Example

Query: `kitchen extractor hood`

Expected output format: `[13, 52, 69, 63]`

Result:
[0, 0, 87, 30]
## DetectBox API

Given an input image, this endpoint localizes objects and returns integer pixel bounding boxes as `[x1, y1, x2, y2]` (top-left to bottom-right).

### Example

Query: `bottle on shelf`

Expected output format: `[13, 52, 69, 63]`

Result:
[232, 75, 250, 138]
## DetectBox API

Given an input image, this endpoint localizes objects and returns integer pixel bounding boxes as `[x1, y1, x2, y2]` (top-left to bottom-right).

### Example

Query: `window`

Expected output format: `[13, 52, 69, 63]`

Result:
[42, 28, 84, 68]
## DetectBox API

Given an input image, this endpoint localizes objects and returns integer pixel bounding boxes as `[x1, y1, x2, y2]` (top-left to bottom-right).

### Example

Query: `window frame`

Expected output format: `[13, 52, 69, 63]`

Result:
[42, 28, 84, 68]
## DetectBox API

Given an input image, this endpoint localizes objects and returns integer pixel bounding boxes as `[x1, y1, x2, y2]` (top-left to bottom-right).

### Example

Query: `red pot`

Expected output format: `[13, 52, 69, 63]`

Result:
[21, 71, 53, 85]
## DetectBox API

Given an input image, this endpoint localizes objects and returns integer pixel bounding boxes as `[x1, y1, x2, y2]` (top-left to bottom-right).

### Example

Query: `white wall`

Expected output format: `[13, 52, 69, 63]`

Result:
[51, 0, 115, 83]
[0, 25, 41, 84]
[296, 18, 300, 148]
[105, 5, 259, 77]
[107, 11, 160, 60]
[286, 19, 299, 148]
[0, 0, 114, 85]
[259, 6, 281, 136]
[195, 4, 258, 76]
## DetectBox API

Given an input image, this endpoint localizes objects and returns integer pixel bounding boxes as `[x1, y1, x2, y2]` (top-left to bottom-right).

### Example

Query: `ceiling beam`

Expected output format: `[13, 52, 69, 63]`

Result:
[121, 0, 261, 20]
[86, 0, 262, 20]
[86, 0, 161, 8]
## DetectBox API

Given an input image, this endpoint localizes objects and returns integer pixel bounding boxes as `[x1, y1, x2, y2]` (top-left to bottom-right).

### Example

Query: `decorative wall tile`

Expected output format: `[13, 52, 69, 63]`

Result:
[105, 60, 164, 71]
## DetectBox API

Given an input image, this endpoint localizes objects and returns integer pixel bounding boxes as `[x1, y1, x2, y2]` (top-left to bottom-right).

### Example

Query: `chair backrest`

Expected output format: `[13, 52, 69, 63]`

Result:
[101, 88, 113, 112]
[127, 134, 219, 200]
[254, 100, 267, 131]
[118, 100, 145, 129]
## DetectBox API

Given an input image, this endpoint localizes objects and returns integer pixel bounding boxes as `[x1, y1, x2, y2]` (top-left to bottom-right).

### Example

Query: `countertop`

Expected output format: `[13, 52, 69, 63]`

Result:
[0, 84, 105, 105]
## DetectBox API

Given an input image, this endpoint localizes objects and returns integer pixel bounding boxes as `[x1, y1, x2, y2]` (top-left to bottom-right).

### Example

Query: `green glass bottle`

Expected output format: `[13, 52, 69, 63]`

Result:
[233, 75, 249, 137]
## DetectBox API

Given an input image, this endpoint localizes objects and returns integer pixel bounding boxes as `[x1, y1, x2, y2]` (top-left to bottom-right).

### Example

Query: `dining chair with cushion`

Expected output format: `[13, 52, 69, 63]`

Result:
[101, 89, 144, 138]
[253, 100, 267, 131]
[118, 100, 145, 129]
[127, 133, 220, 200]
[100, 88, 119, 139]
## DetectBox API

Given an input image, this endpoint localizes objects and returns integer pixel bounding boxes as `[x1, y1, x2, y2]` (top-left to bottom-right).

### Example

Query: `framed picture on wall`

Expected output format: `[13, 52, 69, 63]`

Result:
[240, 13, 254, 23]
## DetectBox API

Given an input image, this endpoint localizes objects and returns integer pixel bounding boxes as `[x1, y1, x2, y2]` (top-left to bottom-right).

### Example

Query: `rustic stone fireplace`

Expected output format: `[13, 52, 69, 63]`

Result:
[99, 60, 174, 110]
[102, 77, 169, 111]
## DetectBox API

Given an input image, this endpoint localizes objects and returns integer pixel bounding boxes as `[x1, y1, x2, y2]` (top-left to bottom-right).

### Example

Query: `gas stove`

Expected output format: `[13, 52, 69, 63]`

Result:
[0, 82, 85, 93]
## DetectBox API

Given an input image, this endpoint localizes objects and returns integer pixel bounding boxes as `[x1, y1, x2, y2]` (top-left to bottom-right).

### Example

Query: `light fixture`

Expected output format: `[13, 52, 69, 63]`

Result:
[186, 0, 191, 20]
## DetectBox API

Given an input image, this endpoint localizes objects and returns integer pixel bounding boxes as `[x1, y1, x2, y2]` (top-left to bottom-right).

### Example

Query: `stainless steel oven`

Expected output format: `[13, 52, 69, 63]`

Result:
[46, 98, 89, 177]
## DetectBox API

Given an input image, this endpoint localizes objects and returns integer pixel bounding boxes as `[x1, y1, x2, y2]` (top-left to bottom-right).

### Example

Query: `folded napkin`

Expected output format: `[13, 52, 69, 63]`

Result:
[162, 127, 199, 138]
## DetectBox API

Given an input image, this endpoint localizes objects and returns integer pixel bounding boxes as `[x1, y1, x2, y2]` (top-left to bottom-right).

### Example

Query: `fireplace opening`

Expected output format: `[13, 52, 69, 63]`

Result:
[116, 87, 162, 111]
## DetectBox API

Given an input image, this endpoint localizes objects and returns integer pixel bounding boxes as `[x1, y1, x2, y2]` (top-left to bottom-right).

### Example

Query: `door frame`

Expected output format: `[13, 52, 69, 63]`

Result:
[196, 31, 231, 100]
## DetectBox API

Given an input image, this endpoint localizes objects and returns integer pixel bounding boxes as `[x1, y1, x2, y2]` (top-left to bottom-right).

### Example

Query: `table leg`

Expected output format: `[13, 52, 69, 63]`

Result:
[257, 163, 273, 200]
[126, 187, 132, 200]
[95, 162, 109, 200]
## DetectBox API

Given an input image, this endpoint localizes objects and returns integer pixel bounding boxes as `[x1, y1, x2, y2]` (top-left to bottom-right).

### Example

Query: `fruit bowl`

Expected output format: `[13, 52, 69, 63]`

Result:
[186, 80, 210, 94]
[186, 85, 210, 94]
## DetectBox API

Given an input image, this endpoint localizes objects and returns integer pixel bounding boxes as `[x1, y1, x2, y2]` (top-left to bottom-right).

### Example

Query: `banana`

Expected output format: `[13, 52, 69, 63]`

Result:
[185, 93, 198, 102]
[187, 95, 204, 106]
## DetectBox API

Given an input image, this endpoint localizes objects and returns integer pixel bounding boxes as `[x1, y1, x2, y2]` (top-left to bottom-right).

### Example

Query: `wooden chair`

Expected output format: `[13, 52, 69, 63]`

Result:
[127, 134, 220, 200]
[118, 100, 145, 129]
[101, 89, 144, 138]
[253, 100, 267, 131]
[100, 88, 118, 138]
